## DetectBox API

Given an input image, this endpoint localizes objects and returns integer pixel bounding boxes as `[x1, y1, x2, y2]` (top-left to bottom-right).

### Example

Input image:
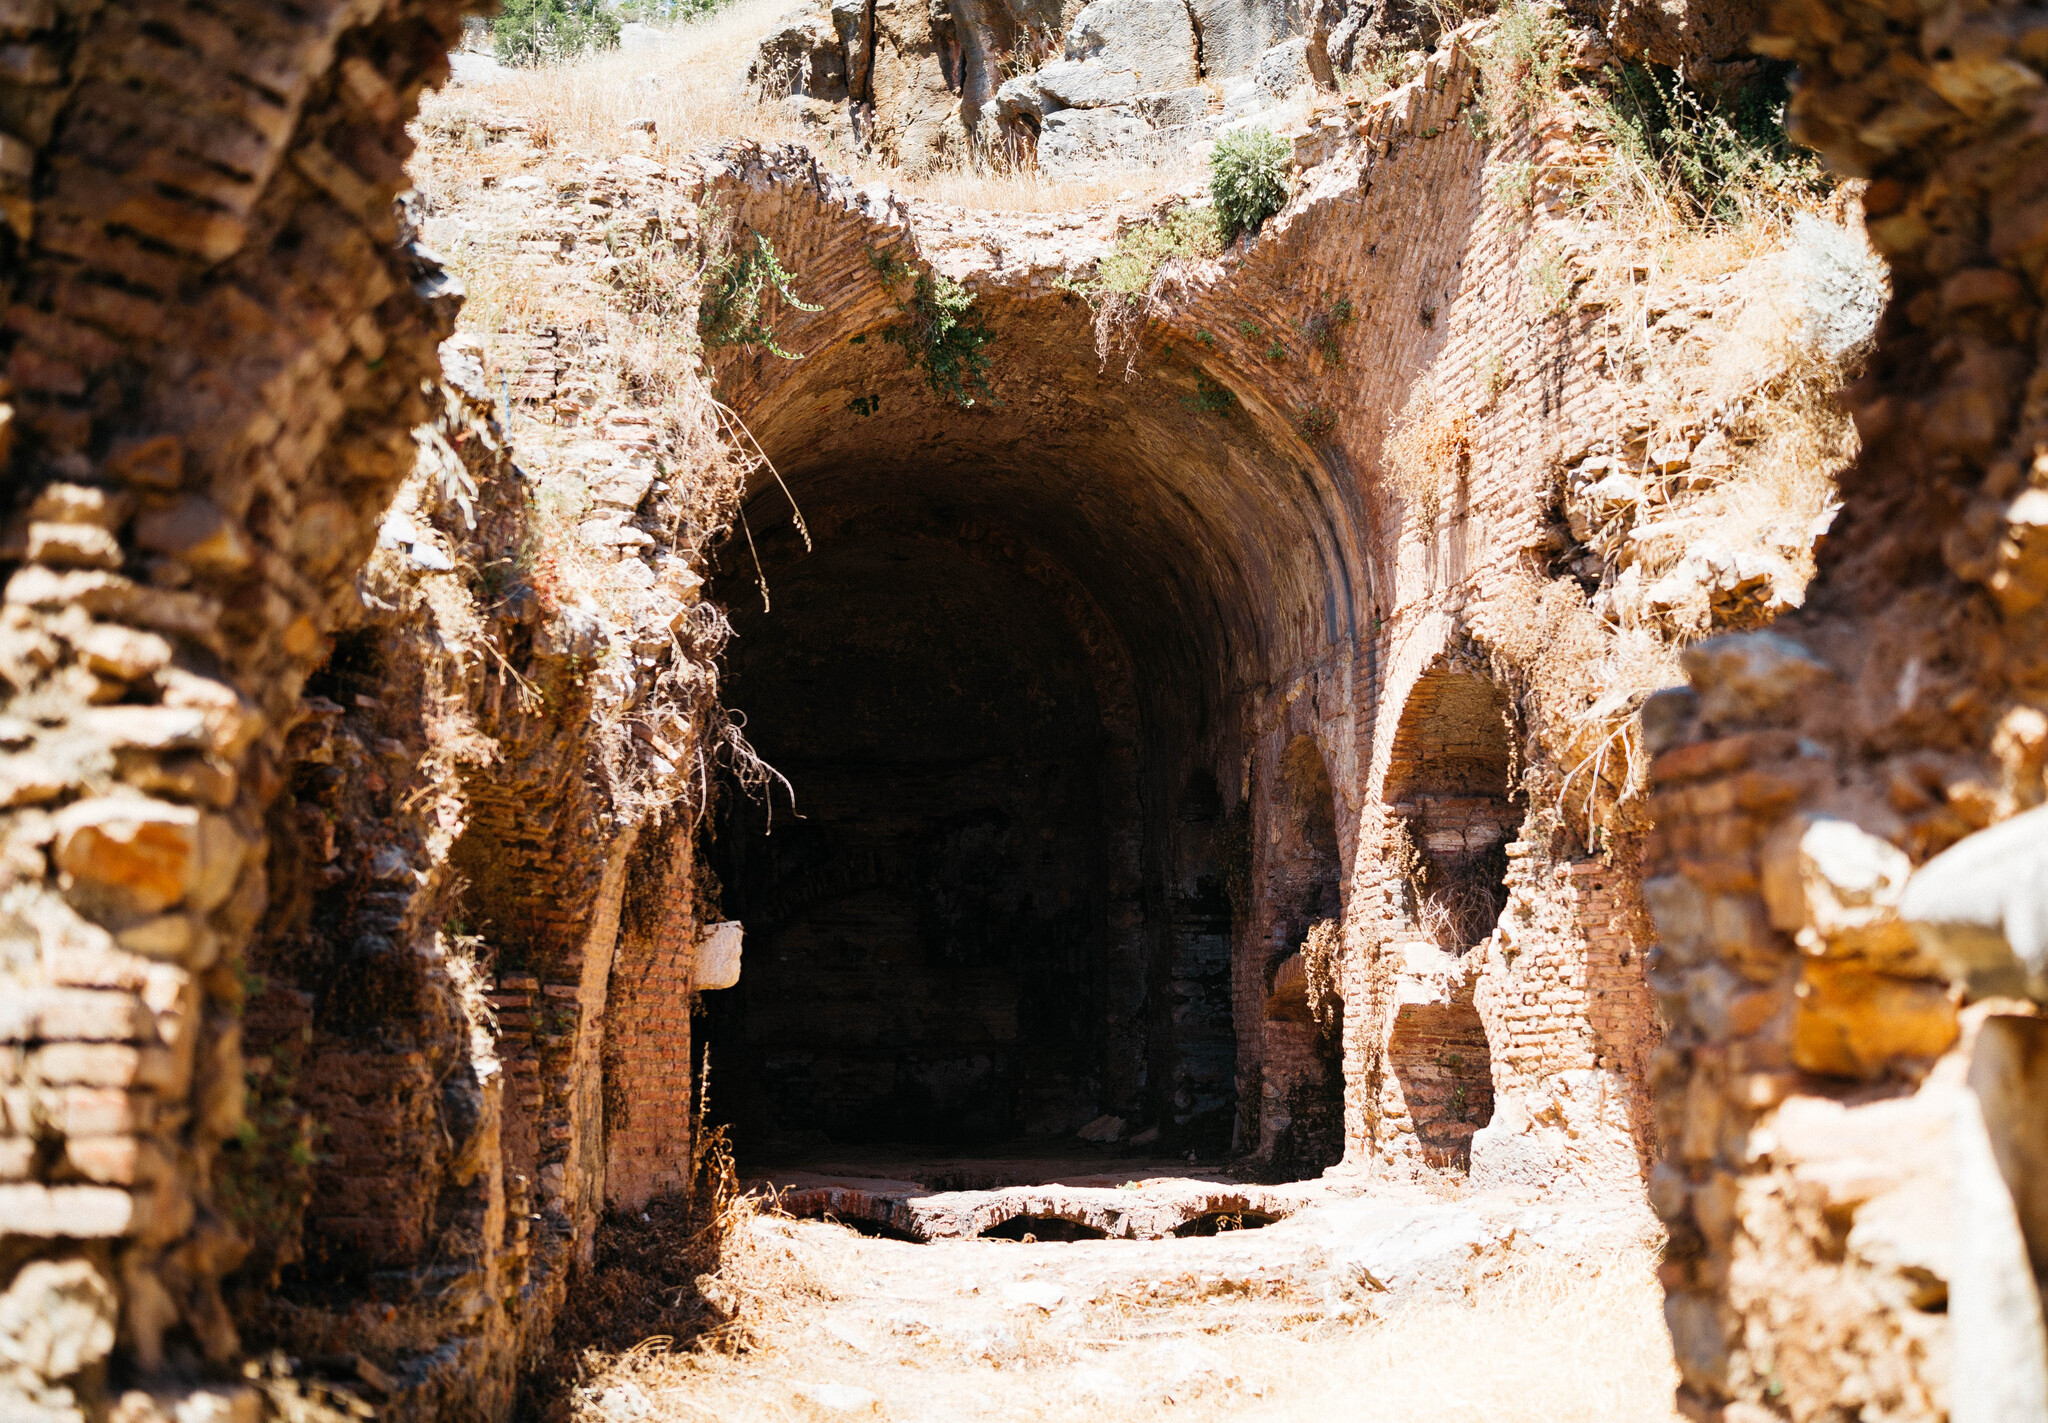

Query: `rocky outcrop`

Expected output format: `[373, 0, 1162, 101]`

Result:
[755, 0, 1370, 177]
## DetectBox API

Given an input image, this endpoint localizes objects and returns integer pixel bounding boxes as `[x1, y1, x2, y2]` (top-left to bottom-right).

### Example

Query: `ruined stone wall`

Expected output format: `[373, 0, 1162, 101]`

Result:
[1640, 3, 2048, 1419]
[0, 1, 493, 1414]
[0, 5, 747, 1415]
[687, 35, 1680, 1187]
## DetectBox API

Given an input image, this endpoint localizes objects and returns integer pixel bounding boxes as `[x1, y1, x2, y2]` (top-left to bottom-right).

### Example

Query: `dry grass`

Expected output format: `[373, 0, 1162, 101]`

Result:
[567, 1234, 1680, 1422]
[433, 3, 1187, 211]
[1382, 383, 1472, 530]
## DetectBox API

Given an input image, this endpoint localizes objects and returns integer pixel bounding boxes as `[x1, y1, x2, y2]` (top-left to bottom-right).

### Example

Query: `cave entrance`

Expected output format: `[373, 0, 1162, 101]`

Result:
[1382, 657, 1520, 1167]
[707, 535, 1130, 1151]
[690, 253, 1366, 1181]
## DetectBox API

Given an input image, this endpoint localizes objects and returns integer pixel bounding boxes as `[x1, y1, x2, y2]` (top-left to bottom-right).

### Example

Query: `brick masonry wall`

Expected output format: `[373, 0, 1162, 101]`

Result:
[697, 35, 1663, 1196]
[1635, 5, 2048, 1420]
[0, 1, 487, 1415]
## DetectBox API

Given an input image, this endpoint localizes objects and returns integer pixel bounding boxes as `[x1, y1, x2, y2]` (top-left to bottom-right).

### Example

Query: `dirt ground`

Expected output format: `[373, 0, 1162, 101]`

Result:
[562, 1170, 1682, 1423]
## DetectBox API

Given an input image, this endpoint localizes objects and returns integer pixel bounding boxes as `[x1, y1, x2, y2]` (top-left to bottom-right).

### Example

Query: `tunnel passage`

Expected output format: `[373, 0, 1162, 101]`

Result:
[691, 198, 1378, 1166]
[1381, 657, 1520, 1165]
[710, 536, 1115, 1146]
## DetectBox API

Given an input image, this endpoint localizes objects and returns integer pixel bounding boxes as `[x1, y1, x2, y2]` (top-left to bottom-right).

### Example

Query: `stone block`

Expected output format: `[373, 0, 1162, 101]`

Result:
[52, 795, 200, 918]
[1760, 814, 1916, 961]
[74, 623, 172, 681]
[0, 1256, 117, 1380]
[0, 1182, 134, 1236]
[0, 988, 154, 1043]
[1791, 960, 1956, 1078]
[133, 495, 251, 573]
[27, 520, 122, 569]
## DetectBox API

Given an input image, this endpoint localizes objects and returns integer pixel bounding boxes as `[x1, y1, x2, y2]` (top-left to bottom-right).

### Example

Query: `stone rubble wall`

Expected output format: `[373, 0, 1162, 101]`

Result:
[0, 0, 494, 1415]
[1639, 3, 2048, 1419]
[0, 3, 738, 1417]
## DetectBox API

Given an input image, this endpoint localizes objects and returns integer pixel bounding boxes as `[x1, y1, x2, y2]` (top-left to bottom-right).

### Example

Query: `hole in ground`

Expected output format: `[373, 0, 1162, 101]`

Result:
[1172, 1210, 1279, 1237]
[979, 1216, 1111, 1242]
[823, 1214, 924, 1242]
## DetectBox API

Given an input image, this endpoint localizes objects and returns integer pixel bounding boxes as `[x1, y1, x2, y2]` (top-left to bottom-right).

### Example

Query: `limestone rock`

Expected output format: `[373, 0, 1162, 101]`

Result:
[0, 1257, 117, 1379]
[1038, 106, 1157, 177]
[1679, 630, 1831, 724]
[1255, 37, 1315, 99]
[1064, 0, 1198, 89]
[752, 4, 849, 100]
[1899, 804, 2048, 997]
[1190, 0, 1297, 79]
[1076, 1112, 1125, 1142]
[997, 58, 1142, 122]
[695, 920, 744, 990]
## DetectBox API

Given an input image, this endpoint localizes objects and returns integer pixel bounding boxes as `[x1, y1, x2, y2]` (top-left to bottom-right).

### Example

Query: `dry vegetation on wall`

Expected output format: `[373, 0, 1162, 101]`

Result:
[1452, 4, 1880, 851]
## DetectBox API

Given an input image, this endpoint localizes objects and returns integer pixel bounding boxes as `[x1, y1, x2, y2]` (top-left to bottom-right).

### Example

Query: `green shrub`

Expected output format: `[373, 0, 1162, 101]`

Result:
[1209, 127, 1291, 244]
[1090, 206, 1223, 298]
[699, 230, 821, 359]
[1477, 0, 1567, 134]
[873, 253, 998, 408]
[1593, 61, 1827, 226]
[493, 0, 622, 66]
[1182, 371, 1237, 416]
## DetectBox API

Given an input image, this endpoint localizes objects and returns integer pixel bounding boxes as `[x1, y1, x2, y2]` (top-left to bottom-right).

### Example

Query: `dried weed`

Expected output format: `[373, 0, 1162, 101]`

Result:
[1382, 384, 1471, 529]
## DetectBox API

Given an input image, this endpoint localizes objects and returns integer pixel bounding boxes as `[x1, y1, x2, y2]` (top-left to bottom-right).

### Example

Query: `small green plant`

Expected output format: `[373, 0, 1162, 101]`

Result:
[1088, 205, 1223, 298]
[1476, 350, 1510, 406]
[699, 228, 821, 359]
[1345, 46, 1405, 102]
[1297, 404, 1337, 441]
[1490, 157, 1537, 216]
[1524, 237, 1571, 316]
[1299, 298, 1355, 365]
[1265, 338, 1288, 362]
[1591, 61, 1827, 226]
[1209, 126, 1292, 243]
[872, 251, 997, 408]
[1477, 0, 1567, 135]
[492, 0, 621, 65]
[1196, 329, 1216, 348]
[1237, 319, 1263, 339]
[1182, 371, 1237, 417]
[847, 395, 880, 417]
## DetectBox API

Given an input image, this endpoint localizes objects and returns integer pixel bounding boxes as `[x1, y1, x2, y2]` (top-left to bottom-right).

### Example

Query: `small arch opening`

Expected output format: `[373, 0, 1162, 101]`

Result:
[1382, 659, 1521, 1168]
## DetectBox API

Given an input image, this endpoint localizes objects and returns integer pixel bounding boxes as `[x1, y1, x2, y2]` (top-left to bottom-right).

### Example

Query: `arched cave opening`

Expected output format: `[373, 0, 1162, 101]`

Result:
[695, 278, 1365, 1177]
[1381, 657, 1520, 1167]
